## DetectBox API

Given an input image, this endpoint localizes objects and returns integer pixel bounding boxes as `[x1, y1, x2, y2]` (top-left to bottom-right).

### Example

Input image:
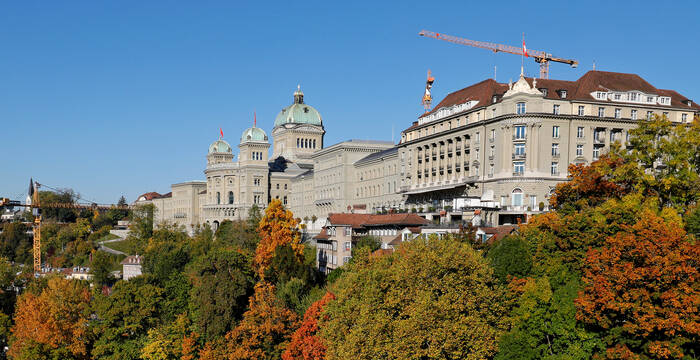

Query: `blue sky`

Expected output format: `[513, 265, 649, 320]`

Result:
[2, 1, 699, 203]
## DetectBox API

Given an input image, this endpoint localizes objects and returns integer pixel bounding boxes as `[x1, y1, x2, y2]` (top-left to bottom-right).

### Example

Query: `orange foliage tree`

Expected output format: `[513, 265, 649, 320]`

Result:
[550, 154, 631, 211]
[224, 282, 300, 360]
[575, 211, 700, 359]
[254, 199, 303, 278]
[282, 292, 336, 360]
[9, 277, 92, 359]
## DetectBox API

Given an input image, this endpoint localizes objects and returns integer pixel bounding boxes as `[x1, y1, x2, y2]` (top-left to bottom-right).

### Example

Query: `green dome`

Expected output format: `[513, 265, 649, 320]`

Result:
[241, 127, 268, 143]
[209, 139, 232, 154]
[273, 87, 323, 128]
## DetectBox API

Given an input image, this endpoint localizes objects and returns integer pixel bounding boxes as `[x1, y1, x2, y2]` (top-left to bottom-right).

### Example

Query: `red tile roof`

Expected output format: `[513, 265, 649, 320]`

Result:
[137, 192, 162, 201]
[326, 213, 430, 228]
[480, 225, 517, 245]
[410, 70, 699, 130]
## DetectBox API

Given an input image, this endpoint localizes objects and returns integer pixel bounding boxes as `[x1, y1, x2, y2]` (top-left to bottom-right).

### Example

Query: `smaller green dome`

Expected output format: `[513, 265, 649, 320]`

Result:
[209, 139, 232, 154]
[241, 127, 268, 143]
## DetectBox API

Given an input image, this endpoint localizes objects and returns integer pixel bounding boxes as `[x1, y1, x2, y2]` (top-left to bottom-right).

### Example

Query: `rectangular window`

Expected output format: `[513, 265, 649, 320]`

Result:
[551, 162, 559, 175]
[576, 144, 583, 156]
[631, 110, 638, 120]
[344, 242, 351, 251]
[593, 147, 600, 160]
[553, 104, 560, 115]
[516, 102, 526, 114]
[647, 111, 653, 120]
[560, 90, 567, 99]
[682, 113, 688, 122]
[629, 93, 638, 101]
[578, 105, 585, 116]
[344, 227, 351, 236]
[551, 143, 559, 156]
[500, 195, 507, 206]
[514, 143, 525, 155]
[490, 129, 496, 141]
[514, 125, 526, 140]
[552, 125, 560, 138]
[614, 94, 621, 100]
[662, 112, 669, 119]
[513, 161, 524, 175]
[489, 164, 494, 177]
[577, 126, 585, 138]
[614, 108, 621, 118]
[530, 195, 538, 209]
[475, 132, 480, 144]
[598, 107, 605, 117]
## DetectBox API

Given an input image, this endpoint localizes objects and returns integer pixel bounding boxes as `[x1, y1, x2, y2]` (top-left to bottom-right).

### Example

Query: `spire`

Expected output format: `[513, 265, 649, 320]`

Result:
[293, 85, 304, 104]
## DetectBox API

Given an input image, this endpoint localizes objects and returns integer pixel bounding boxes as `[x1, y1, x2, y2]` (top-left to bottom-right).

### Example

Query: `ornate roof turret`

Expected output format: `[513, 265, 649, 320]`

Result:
[240, 126, 269, 143]
[208, 139, 232, 154]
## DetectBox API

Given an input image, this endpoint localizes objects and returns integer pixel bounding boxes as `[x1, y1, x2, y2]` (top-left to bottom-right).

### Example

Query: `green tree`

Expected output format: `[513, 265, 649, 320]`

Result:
[215, 219, 259, 252]
[142, 225, 190, 284]
[487, 236, 532, 283]
[0, 222, 31, 263]
[38, 189, 77, 223]
[90, 250, 115, 288]
[321, 235, 510, 360]
[91, 277, 164, 360]
[686, 206, 700, 237]
[351, 235, 380, 257]
[129, 203, 155, 241]
[188, 247, 255, 340]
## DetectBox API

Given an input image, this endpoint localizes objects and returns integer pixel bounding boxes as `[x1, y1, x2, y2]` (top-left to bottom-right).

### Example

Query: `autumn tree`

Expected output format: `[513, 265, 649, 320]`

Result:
[254, 199, 303, 278]
[282, 292, 335, 360]
[9, 276, 92, 360]
[188, 247, 255, 340]
[576, 210, 699, 359]
[320, 234, 510, 360]
[224, 282, 300, 360]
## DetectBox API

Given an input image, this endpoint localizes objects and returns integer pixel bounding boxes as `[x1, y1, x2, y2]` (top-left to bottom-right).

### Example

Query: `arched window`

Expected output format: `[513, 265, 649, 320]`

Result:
[304, 139, 308, 148]
[216, 192, 221, 204]
[313, 139, 316, 148]
[511, 188, 523, 207]
[297, 138, 300, 148]
[228, 191, 234, 204]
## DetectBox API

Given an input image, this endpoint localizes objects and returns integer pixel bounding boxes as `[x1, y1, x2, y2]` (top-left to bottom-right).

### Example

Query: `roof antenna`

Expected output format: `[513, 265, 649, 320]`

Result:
[494, 65, 497, 81]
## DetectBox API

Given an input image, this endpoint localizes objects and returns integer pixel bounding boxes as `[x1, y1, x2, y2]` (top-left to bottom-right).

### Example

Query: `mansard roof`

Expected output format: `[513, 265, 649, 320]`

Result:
[416, 70, 699, 126]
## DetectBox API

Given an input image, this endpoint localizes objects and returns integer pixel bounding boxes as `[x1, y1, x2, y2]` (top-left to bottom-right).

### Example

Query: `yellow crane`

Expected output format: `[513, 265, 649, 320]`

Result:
[1, 180, 130, 273]
[418, 30, 578, 79]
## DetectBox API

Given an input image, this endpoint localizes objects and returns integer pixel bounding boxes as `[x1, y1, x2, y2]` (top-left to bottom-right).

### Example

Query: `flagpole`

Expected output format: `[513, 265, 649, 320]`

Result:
[521, 32, 524, 76]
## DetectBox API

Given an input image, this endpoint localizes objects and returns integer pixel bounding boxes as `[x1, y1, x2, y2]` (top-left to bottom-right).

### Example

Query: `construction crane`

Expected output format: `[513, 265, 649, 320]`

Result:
[0, 180, 131, 273]
[422, 69, 435, 112]
[418, 30, 578, 79]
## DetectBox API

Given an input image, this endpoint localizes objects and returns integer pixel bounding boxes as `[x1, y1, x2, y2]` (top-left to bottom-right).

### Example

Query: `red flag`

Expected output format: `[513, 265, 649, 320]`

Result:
[220, 127, 223, 138]
[522, 39, 528, 58]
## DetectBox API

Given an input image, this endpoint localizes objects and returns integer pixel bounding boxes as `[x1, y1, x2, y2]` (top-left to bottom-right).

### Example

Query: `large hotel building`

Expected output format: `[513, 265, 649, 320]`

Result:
[136, 70, 699, 233]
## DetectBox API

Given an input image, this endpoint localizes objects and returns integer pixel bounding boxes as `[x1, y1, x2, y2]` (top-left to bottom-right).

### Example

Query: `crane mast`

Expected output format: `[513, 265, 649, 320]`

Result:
[1, 181, 131, 273]
[418, 30, 578, 79]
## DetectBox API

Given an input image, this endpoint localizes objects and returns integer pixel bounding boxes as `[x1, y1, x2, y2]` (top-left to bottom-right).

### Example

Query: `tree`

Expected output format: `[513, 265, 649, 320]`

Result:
[0, 222, 31, 264]
[282, 292, 335, 360]
[9, 276, 92, 360]
[188, 247, 255, 340]
[686, 206, 700, 238]
[91, 277, 164, 360]
[38, 189, 77, 223]
[351, 235, 380, 257]
[320, 235, 510, 360]
[487, 235, 532, 283]
[129, 203, 155, 241]
[255, 199, 303, 278]
[90, 250, 115, 287]
[247, 204, 262, 229]
[264, 244, 316, 287]
[576, 210, 699, 359]
[140, 314, 194, 360]
[142, 225, 190, 284]
[215, 219, 259, 252]
[224, 282, 300, 360]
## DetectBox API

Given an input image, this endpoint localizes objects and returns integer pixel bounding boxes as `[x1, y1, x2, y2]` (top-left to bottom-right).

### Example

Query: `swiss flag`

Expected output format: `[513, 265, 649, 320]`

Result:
[522, 40, 528, 57]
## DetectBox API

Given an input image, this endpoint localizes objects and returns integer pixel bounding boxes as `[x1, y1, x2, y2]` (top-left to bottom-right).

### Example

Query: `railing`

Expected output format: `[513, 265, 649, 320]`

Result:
[512, 153, 526, 160]
[513, 135, 527, 141]
[512, 171, 524, 176]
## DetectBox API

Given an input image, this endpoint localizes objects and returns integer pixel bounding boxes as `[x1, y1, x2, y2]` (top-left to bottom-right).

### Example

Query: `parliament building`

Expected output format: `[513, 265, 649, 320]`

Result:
[136, 70, 699, 234]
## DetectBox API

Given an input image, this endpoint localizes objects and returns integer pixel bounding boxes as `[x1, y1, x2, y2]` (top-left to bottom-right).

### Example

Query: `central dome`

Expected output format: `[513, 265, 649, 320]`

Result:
[273, 87, 323, 128]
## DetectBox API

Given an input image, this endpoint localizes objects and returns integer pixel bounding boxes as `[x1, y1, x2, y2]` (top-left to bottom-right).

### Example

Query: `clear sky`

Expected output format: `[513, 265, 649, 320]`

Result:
[2, 1, 699, 203]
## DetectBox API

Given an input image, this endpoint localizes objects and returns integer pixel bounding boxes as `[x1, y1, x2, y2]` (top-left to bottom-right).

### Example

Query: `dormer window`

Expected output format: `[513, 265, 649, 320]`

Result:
[539, 88, 548, 96]
[646, 96, 654, 103]
[614, 94, 621, 100]
[559, 90, 567, 99]
[686, 100, 693, 106]
[492, 95, 498, 103]
[629, 93, 638, 101]
[596, 91, 607, 100]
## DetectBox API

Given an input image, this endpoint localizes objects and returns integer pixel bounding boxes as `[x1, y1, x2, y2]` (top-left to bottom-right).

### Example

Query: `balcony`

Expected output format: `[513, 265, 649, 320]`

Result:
[593, 136, 605, 145]
[512, 171, 524, 177]
[488, 154, 495, 160]
[512, 152, 526, 160]
[513, 135, 527, 141]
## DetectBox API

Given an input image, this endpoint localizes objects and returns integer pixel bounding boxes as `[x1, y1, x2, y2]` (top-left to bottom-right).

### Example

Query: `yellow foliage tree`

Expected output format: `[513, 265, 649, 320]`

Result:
[254, 199, 303, 278]
[224, 282, 300, 360]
